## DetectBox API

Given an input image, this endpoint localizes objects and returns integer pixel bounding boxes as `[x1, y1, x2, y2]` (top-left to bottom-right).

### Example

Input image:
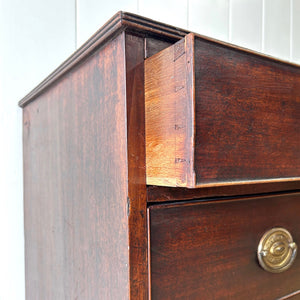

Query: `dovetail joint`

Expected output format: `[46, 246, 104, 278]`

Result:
[175, 158, 186, 163]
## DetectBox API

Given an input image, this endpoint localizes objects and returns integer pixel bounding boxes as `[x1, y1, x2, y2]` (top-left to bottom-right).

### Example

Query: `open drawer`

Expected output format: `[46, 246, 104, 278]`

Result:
[145, 33, 300, 188]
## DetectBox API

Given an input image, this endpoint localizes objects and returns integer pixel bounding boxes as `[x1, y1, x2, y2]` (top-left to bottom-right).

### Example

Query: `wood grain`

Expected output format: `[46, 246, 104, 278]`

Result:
[149, 192, 300, 299]
[19, 11, 187, 108]
[278, 290, 300, 299]
[23, 33, 130, 300]
[125, 33, 148, 299]
[194, 35, 300, 186]
[145, 35, 195, 187]
[144, 37, 173, 58]
[145, 33, 300, 188]
[22, 28, 177, 299]
[147, 181, 300, 202]
[20, 12, 300, 299]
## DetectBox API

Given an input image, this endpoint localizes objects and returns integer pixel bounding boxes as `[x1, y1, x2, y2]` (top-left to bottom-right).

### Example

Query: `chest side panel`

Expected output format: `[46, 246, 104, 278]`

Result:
[23, 33, 129, 300]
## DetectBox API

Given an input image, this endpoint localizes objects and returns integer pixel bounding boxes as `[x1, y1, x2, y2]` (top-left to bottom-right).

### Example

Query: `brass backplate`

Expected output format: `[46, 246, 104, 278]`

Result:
[257, 228, 297, 273]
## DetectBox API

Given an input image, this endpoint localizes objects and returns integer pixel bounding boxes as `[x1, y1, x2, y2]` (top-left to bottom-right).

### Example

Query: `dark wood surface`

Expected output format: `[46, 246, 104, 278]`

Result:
[144, 37, 173, 58]
[23, 33, 132, 299]
[19, 11, 187, 108]
[21, 12, 189, 299]
[145, 33, 300, 188]
[125, 33, 148, 299]
[278, 290, 300, 299]
[147, 181, 300, 202]
[21, 21, 179, 299]
[194, 34, 300, 186]
[20, 12, 300, 300]
[149, 192, 300, 299]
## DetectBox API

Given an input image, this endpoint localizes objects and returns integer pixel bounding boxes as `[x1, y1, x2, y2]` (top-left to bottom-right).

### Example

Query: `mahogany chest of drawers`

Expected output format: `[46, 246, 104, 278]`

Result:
[20, 12, 300, 299]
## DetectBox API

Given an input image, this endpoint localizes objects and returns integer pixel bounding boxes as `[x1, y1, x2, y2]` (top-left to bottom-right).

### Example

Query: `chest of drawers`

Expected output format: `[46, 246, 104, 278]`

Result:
[20, 12, 300, 299]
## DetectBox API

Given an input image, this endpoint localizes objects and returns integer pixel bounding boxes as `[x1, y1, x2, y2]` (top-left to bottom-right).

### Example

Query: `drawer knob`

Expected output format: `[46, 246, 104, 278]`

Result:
[257, 228, 297, 273]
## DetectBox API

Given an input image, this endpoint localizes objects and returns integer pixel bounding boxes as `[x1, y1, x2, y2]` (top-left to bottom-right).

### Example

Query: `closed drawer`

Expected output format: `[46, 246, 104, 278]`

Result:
[145, 33, 300, 188]
[148, 192, 300, 299]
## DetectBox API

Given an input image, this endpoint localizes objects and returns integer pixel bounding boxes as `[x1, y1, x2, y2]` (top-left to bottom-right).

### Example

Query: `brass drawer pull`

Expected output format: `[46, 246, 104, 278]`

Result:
[257, 228, 297, 273]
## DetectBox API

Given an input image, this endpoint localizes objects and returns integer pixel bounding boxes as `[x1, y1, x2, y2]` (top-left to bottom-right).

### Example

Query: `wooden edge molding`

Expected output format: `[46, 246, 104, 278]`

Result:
[147, 180, 300, 203]
[18, 11, 188, 108]
[19, 11, 300, 108]
[192, 177, 300, 188]
[192, 31, 300, 69]
[185, 33, 196, 187]
[277, 289, 300, 300]
[148, 190, 300, 209]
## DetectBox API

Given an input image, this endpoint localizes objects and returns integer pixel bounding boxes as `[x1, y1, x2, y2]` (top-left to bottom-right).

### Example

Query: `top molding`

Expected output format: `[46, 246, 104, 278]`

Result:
[19, 11, 189, 107]
[19, 11, 299, 107]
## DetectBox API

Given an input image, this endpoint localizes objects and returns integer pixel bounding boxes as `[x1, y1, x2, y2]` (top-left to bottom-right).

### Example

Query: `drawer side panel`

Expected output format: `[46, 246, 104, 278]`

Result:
[145, 36, 195, 187]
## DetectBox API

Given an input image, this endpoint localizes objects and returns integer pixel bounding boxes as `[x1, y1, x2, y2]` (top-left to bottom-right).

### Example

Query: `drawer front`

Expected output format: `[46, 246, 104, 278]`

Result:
[149, 193, 300, 299]
[145, 33, 300, 188]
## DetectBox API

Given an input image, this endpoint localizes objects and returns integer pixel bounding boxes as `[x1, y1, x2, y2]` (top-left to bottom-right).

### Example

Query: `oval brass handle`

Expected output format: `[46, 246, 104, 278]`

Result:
[257, 228, 297, 273]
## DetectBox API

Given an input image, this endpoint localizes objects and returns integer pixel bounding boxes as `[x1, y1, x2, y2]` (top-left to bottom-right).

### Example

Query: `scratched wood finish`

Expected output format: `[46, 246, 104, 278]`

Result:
[145, 33, 300, 188]
[149, 193, 300, 299]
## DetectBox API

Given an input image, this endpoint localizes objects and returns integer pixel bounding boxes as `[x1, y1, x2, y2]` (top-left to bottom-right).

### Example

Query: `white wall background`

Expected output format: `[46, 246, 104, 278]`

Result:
[0, 0, 299, 299]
